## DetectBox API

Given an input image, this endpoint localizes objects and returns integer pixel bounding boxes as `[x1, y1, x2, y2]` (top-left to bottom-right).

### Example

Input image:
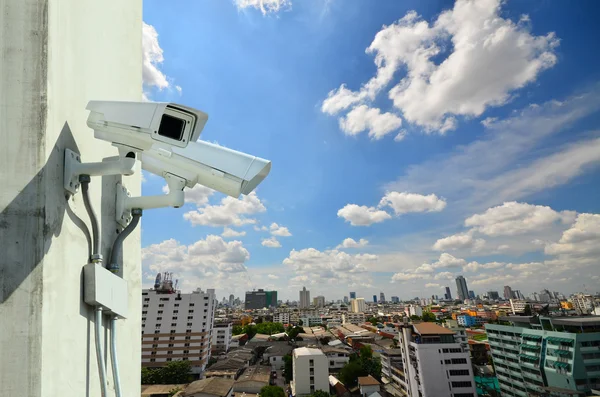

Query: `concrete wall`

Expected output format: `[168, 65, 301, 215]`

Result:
[0, 0, 142, 396]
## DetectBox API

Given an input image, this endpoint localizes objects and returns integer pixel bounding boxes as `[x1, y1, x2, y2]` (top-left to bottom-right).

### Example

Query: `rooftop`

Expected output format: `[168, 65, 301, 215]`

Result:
[235, 365, 271, 385]
[142, 384, 188, 396]
[294, 347, 324, 357]
[183, 378, 234, 397]
[358, 375, 381, 386]
[413, 323, 455, 335]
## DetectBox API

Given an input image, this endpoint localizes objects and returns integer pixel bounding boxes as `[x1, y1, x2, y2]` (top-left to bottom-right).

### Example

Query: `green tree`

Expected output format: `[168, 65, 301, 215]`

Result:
[421, 312, 436, 322]
[141, 361, 192, 385]
[168, 386, 183, 396]
[256, 322, 285, 335]
[298, 319, 303, 326]
[368, 317, 378, 326]
[310, 390, 331, 397]
[232, 325, 244, 335]
[260, 385, 285, 397]
[523, 304, 532, 316]
[287, 326, 304, 340]
[410, 315, 421, 321]
[338, 361, 363, 388]
[283, 354, 293, 382]
[141, 367, 159, 384]
[359, 346, 382, 380]
[319, 336, 332, 345]
[244, 324, 258, 339]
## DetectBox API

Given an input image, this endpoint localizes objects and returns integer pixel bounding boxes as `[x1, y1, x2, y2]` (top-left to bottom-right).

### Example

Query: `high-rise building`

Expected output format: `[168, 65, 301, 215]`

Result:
[228, 294, 235, 307]
[244, 289, 277, 309]
[349, 291, 357, 300]
[343, 296, 349, 304]
[373, 295, 378, 303]
[211, 322, 232, 354]
[141, 287, 216, 376]
[455, 276, 469, 301]
[444, 287, 452, 300]
[299, 286, 310, 309]
[396, 322, 478, 396]
[504, 285, 513, 300]
[487, 290, 500, 300]
[351, 298, 366, 313]
[391, 296, 400, 303]
[468, 290, 475, 300]
[486, 316, 600, 396]
[313, 296, 325, 308]
[380, 292, 385, 303]
[291, 347, 329, 396]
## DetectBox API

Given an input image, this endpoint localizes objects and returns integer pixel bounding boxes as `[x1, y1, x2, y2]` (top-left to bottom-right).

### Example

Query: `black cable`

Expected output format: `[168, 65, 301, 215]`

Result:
[80, 175, 100, 258]
[109, 209, 142, 273]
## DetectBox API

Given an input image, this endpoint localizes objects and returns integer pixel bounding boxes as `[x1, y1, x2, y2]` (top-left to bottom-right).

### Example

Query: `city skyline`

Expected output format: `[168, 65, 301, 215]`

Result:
[140, 0, 600, 301]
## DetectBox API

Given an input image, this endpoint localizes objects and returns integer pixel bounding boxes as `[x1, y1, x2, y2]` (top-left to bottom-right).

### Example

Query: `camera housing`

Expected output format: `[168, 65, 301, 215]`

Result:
[86, 100, 208, 151]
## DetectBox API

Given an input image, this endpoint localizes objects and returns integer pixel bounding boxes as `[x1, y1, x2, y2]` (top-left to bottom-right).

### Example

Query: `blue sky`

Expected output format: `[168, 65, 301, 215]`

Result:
[140, 0, 600, 302]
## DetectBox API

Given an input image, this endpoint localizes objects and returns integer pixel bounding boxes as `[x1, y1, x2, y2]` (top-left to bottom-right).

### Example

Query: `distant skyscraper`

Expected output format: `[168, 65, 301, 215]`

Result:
[373, 295, 377, 303]
[514, 290, 525, 300]
[299, 286, 310, 309]
[455, 276, 469, 301]
[380, 292, 385, 303]
[469, 290, 475, 299]
[444, 286, 452, 300]
[349, 291, 357, 300]
[343, 296, 349, 304]
[245, 289, 277, 309]
[487, 291, 500, 300]
[391, 296, 400, 303]
[503, 285, 513, 300]
[228, 294, 234, 306]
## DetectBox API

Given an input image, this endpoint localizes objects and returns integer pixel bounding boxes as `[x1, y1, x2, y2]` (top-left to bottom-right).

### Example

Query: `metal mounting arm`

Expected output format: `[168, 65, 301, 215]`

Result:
[64, 148, 136, 194]
[116, 173, 186, 227]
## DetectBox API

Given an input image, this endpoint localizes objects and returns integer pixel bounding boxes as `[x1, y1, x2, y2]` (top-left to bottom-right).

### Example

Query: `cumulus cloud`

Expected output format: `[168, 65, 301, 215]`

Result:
[545, 213, 600, 263]
[254, 225, 269, 232]
[338, 105, 402, 140]
[284, 248, 377, 286]
[338, 191, 445, 226]
[234, 0, 290, 15]
[337, 204, 391, 226]
[322, 0, 559, 133]
[268, 274, 279, 279]
[336, 238, 369, 249]
[184, 192, 266, 227]
[262, 237, 282, 248]
[432, 232, 485, 252]
[380, 192, 446, 215]
[465, 202, 576, 236]
[270, 223, 292, 237]
[222, 227, 247, 238]
[142, 22, 169, 90]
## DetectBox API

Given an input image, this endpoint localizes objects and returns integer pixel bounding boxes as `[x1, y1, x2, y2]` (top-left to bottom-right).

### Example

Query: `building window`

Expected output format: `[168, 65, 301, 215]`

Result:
[151, 351, 156, 355]
[185, 343, 190, 347]
[330, 361, 334, 366]
[188, 316, 194, 320]
[451, 358, 467, 365]
[310, 386, 315, 393]
[142, 324, 146, 328]
[449, 370, 470, 376]
[170, 330, 176, 334]
[142, 292, 148, 295]
[168, 344, 174, 347]
[185, 336, 191, 340]
[155, 324, 161, 329]
[150, 358, 155, 362]
[152, 344, 158, 348]
[186, 330, 192, 333]
[173, 310, 178, 314]
[171, 323, 176, 327]
[158, 310, 163, 314]
[172, 317, 178, 321]
[157, 317, 162, 321]
[187, 323, 193, 327]
[160, 297, 170, 301]
[167, 351, 173, 354]
[174, 304, 179, 307]
[142, 311, 147, 315]
[190, 303, 195, 307]
[144, 298, 149, 302]
[153, 337, 159, 341]
[189, 310, 194, 314]
[451, 381, 472, 388]
[166, 358, 172, 362]
[310, 376, 314, 383]
[159, 304, 164, 308]
[143, 304, 148, 308]
[184, 350, 190, 354]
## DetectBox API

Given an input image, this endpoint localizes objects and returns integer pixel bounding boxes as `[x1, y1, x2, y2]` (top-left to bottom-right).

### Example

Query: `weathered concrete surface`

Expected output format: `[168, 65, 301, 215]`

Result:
[0, 0, 142, 396]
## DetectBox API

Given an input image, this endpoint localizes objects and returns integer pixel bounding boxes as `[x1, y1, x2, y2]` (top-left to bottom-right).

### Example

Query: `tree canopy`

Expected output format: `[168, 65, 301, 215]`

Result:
[256, 322, 285, 335]
[260, 385, 285, 397]
[368, 317, 378, 326]
[310, 390, 331, 397]
[283, 354, 293, 382]
[141, 361, 192, 384]
[338, 346, 381, 388]
[421, 312, 437, 322]
[287, 325, 304, 340]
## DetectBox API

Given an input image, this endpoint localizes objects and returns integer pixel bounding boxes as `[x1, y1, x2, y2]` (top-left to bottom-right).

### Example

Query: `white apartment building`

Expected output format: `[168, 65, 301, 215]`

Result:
[313, 296, 325, 308]
[510, 299, 528, 314]
[300, 316, 323, 327]
[292, 347, 329, 397]
[342, 312, 365, 325]
[142, 287, 217, 376]
[322, 347, 350, 373]
[573, 294, 594, 314]
[351, 298, 366, 313]
[212, 322, 232, 353]
[273, 311, 291, 324]
[404, 305, 423, 318]
[397, 323, 477, 397]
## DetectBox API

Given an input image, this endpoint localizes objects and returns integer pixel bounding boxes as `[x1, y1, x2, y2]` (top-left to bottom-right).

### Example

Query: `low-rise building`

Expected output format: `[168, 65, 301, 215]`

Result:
[292, 347, 329, 397]
[183, 377, 234, 397]
[358, 375, 381, 397]
[264, 342, 294, 370]
[342, 312, 365, 325]
[300, 316, 323, 327]
[233, 365, 272, 394]
[322, 347, 350, 373]
[273, 312, 291, 324]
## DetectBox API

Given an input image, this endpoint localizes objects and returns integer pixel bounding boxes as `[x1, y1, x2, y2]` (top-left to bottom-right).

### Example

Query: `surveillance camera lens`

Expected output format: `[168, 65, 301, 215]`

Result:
[158, 114, 185, 141]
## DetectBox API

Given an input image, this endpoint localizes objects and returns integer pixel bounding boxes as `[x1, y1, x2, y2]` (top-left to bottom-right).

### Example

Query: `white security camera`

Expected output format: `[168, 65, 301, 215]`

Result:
[86, 100, 209, 151]
[82, 100, 271, 226]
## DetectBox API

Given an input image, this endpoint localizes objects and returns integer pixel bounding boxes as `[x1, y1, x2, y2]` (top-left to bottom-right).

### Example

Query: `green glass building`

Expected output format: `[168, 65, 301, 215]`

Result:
[485, 316, 600, 397]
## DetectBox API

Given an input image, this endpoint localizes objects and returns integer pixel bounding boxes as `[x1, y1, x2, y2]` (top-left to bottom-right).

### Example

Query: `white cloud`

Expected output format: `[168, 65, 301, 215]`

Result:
[234, 0, 290, 15]
[163, 184, 215, 207]
[262, 237, 282, 248]
[337, 204, 391, 226]
[394, 130, 407, 142]
[545, 214, 600, 263]
[142, 22, 169, 90]
[425, 283, 441, 289]
[284, 248, 376, 287]
[322, 0, 559, 133]
[222, 227, 247, 238]
[268, 274, 279, 279]
[184, 192, 266, 227]
[254, 225, 269, 232]
[336, 238, 369, 249]
[433, 271, 455, 281]
[338, 105, 402, 140]
[270, 223, 292, 237]
[465, 202, 576, 236]
[380, 192, 446, 215]
[432, 232, 485, 252]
